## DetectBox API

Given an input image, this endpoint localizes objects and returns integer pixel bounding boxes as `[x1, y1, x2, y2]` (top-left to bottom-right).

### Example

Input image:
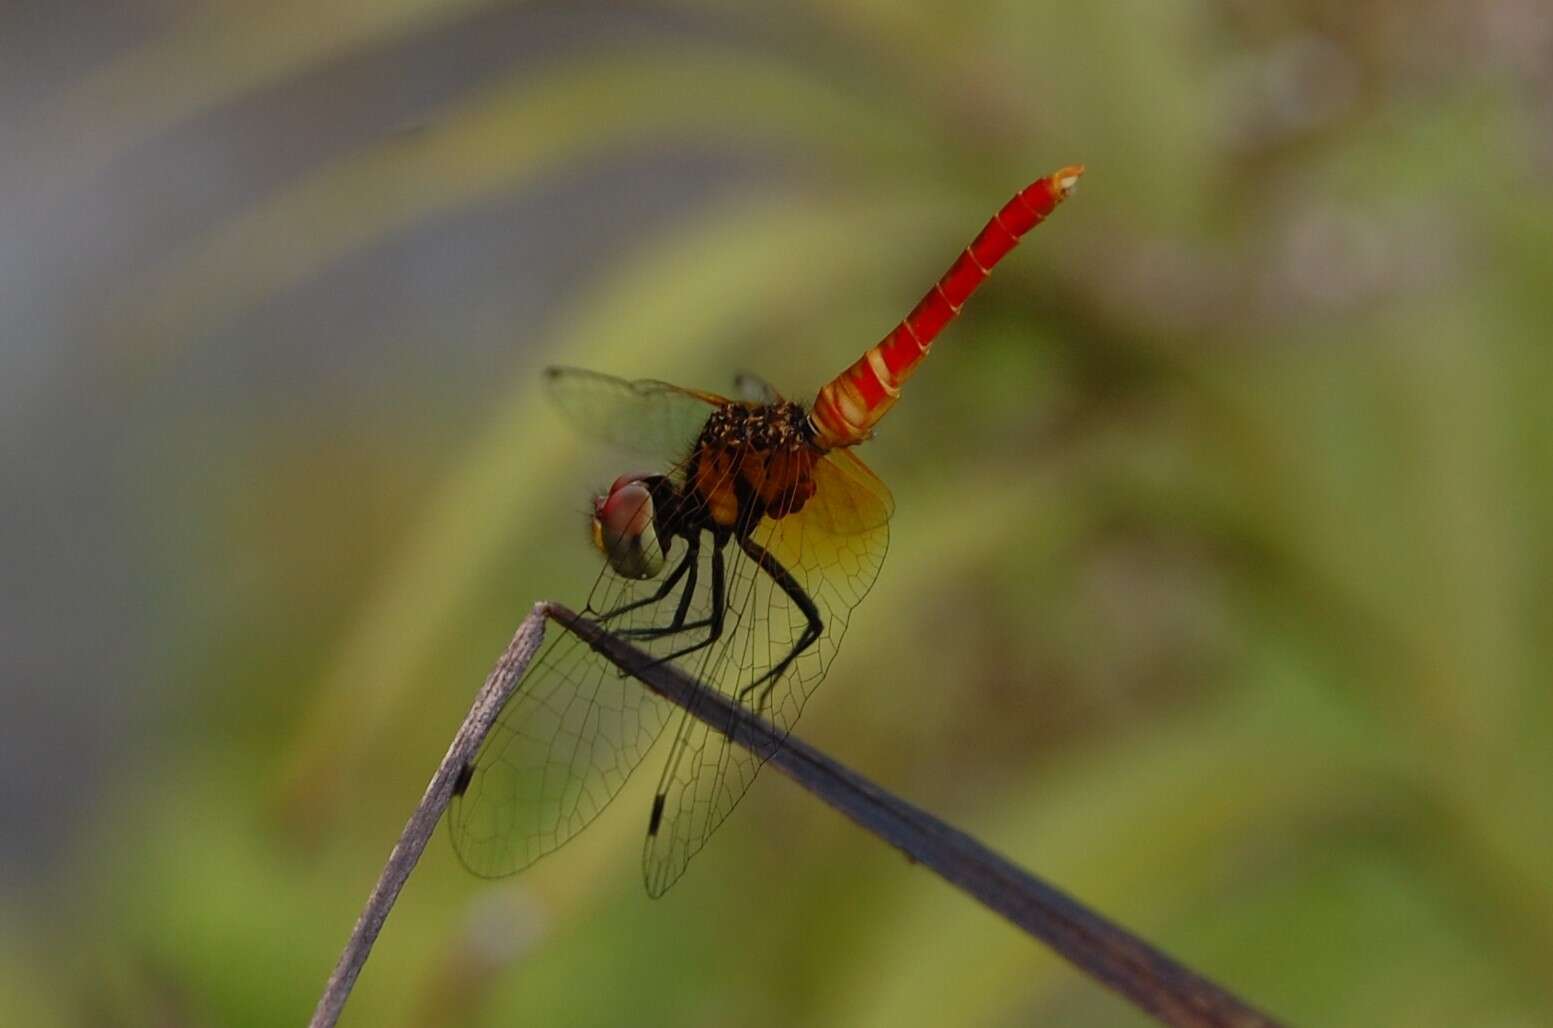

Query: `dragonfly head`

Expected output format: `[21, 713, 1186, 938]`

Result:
[592, 473, 667, 580]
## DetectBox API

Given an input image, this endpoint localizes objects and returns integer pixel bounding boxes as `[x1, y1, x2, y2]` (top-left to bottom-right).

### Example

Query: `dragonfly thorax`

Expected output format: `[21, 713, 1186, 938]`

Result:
[591, 402, 820, 583]
[688, 401, 820, 531]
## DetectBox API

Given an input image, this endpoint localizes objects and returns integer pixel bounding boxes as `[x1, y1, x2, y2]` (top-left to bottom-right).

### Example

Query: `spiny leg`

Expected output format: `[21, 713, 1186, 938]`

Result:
[619, 536, 718, 642]
[736, 535, 823, 707]
[633, 539, 727, 666]
[613, 538, 711, 683]
[617, 537, 706, 639]
[592, 537, 697, 623]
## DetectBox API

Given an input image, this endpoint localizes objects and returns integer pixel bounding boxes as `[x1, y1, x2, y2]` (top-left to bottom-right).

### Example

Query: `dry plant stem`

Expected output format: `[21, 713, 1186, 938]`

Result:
[550, 603, 1284, 1028]
[308, 605, 550, 1028]
[313, 601, 1284, 1028]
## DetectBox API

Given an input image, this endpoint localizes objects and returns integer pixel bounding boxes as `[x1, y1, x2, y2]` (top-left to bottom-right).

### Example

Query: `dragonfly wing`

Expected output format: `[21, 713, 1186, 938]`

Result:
[543, 366, 726, 462]
[448, 567, 678, 876]
[732, 371, 783, 404]
[640, 449, 892, 896]
[449, 440, 745, 876]
[451, 391, 740, 879]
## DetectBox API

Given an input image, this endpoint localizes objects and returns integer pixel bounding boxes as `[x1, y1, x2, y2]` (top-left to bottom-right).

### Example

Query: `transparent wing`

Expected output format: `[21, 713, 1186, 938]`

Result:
[543, 365, 726, 462]
[448, 448, 735, 877]
[641, 447, 893, 896]
[732, 371, 783, 404]
[448, 567, 672, 876]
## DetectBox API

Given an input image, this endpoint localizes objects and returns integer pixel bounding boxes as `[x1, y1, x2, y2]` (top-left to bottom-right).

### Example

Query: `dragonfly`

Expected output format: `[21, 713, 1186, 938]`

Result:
[450, 165, 1084, 896]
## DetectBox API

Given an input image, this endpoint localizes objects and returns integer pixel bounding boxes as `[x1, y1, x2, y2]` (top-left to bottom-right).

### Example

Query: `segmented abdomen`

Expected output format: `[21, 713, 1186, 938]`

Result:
[808, 165, 1084, 450]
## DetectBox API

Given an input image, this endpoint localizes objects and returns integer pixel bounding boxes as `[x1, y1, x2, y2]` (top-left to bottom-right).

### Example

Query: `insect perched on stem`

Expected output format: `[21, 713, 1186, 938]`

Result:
[451, 165, 1084, 896]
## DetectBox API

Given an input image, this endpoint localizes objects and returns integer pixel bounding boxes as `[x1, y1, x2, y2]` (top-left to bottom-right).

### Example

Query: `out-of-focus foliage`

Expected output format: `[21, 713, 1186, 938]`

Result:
[4, 2, 1551, 1025]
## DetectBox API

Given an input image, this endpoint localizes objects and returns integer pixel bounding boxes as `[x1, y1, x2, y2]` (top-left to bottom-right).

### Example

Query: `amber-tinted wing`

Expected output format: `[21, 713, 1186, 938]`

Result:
[640, 447, 892, 896]
[542, 365, 727, 462]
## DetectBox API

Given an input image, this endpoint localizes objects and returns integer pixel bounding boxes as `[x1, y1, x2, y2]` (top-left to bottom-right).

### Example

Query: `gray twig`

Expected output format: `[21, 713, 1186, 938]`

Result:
[552, 604, 1283, 1028]
[312, 601, 1284, 1028]
[308, 604, 549, 1028]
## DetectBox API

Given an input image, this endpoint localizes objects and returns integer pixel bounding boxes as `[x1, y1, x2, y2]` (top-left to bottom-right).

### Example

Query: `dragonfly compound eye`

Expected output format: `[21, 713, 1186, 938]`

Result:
[593, 479, 665, 579]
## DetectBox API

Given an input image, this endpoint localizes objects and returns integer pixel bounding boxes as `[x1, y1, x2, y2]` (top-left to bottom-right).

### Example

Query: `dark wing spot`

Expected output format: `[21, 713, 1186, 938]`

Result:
[452, 761, 474, 797]
[648, 793, 667, 835]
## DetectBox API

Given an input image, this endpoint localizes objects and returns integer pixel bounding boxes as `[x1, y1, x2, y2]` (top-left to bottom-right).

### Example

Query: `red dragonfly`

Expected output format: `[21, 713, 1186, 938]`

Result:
[451, 166, 1084, 895]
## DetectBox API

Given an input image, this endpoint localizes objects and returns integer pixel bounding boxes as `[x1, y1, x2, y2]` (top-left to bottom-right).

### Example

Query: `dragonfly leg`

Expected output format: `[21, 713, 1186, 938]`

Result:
[593, 536, 697, 624]
[735, 535, 822, 708]
[618, 537, 708, 641]
[666, 541, 701, 626]
[631, 541, 727, 667]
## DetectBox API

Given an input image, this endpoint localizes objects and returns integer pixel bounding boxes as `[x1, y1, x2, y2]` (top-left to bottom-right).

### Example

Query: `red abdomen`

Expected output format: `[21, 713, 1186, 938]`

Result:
[809, 165, 1084, 450]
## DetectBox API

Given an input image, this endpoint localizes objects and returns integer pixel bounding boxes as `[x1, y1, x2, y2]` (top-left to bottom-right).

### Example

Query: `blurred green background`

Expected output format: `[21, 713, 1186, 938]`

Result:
[4, 2, 1552, 1025]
